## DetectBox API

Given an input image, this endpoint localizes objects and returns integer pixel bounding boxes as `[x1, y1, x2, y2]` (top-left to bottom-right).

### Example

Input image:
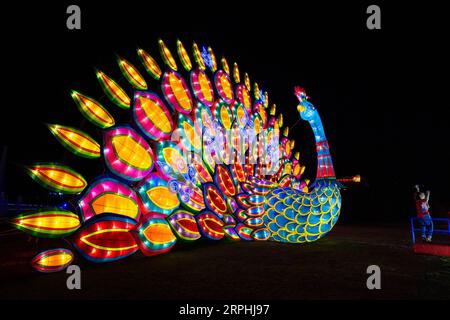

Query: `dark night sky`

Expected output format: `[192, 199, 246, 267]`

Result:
[1, 2, 449, 223]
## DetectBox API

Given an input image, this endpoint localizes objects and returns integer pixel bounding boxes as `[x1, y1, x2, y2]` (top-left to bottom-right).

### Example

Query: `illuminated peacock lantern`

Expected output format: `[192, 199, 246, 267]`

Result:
[12, 40, 342, 272]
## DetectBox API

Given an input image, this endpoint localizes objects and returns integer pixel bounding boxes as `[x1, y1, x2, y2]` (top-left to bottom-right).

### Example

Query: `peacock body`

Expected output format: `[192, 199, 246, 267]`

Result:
[12, 39, 342, 272]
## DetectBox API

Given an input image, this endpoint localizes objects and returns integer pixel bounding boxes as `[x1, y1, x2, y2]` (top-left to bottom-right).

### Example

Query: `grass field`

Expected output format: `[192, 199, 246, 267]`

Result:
[0, 224, 449, 299]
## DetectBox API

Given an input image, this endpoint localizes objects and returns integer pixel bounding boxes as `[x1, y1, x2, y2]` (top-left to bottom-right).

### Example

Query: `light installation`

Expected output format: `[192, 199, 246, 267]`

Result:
[13, 39, 342, 273]
[31, 249, 74, 273]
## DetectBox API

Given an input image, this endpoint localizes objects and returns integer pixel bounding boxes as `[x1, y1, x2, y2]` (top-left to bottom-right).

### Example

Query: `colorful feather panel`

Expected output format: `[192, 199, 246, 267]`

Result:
[96, 70, 131, 109]
[26, 163, 87, 194]
[103, 126, 155, 181]
[133, 91, 174, 141]
[31, 249, 74, 273]
[15, 39, 343, 271]
[177, 39, 192, 71]
[72, 214, 138, 263]
[168, 210, 201, 241]
[48, 124, 100, 159]
[118, 57, 147, 90]
[134, 215, 177, 256]
[203, 183, 228, 218]
[222, 225, 240, 241]
[78, 177, 141, 222]
[197, 211, 224, 240]
[137, 173, 180, 216]
[71, 91, 115, 128]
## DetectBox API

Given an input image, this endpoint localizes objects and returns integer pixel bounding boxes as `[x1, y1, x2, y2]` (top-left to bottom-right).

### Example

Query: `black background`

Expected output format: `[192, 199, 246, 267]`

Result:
[1, 1, 449, 224]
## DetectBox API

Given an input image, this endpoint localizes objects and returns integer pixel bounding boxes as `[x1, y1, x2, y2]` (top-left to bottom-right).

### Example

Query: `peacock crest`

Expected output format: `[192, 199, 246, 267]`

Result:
[11, 39, 342, 272]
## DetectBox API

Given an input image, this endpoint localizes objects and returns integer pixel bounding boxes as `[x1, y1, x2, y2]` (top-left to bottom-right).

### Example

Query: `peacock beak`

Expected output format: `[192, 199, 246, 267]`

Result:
[297, 104, 305, 113]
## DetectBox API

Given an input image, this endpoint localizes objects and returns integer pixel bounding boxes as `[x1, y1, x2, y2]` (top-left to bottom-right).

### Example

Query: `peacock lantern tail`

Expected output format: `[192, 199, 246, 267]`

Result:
[12, 39, 342, 272]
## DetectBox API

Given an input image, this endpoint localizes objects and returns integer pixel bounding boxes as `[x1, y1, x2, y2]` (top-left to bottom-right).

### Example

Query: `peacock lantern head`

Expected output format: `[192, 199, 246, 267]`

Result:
[295, 86, 316, 121]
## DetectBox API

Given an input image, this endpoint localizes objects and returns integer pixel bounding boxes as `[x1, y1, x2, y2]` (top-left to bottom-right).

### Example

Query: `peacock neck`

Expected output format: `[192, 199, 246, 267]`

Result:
[307, 111, 336, 180]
